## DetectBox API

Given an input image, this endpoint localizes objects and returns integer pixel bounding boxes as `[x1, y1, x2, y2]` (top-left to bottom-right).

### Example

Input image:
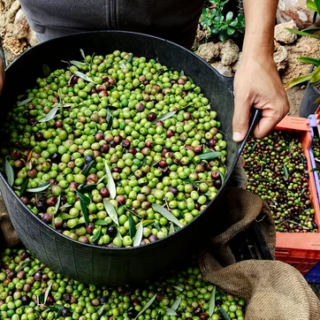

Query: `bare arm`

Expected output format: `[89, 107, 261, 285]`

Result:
[233, 0, 289, 141]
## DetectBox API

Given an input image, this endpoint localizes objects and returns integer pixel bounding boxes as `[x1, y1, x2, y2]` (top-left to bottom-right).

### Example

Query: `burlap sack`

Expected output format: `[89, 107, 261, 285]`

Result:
[200, 188, 320, 320]
[0, 198, 20, 248]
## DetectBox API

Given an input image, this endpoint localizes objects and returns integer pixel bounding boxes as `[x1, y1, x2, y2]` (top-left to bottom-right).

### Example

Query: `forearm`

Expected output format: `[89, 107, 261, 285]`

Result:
[242, 0, 277, 60]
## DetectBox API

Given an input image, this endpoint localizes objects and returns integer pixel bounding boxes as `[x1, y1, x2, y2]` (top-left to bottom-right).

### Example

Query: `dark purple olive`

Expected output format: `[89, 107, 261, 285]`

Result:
[148, 235, 158, 242]
[85, 154, 94, 163]
[34, 132, 44, 142]
[51, 153, 61, 163]
[107, 226, 117, 238]
[34, 272, 42, 281]
[21, 295, 30, 305]
[101, 143, 110, 153]
[122, 139, 131, 149]
[61, 308, 71, 317]
[128, 309, 138, 318]
[147, 112, 157, 122]
[41, 213, 52, 224]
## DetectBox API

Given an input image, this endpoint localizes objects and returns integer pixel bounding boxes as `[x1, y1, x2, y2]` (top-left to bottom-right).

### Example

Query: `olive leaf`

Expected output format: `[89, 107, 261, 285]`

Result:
[18, 97, 33, 107]
[199, 152, 222, 160]
[134, 294, 157, 320]
[283, 165, 289, 179]
[79, 184, 97, 193]
[81, 160, 96, 176]
[97, 174, 107, 184]
[153, 223, 161, 231]
[185, 178, 198, 189]
[70, 60, 86, 68]
[80, 48, 86, 60]
[165, 308, 177, 316]
[170, 297, 181, 311]
[92, 226, 102, 243]
[103, 199, 119, 226]
[76, 190, 91, 206]
[153, 111, 176, 123]
[57, 213, 72, 220]
[152, 204, 183, 228]
[128, 53, 133, 64]
[218, 169, 225, 185]
[26, 182, 51, 193]
[128, 215, 136, 238]
[180, 70, 185, 76]
[20, 177, 29, 194]
[285, 74, 312, 89]
[59, 203, 72, 210]
[173, 285, 183, 292]
[38, 105, 60, 123]
[208, 285, 216, 317]
[5, 158, 14, 186]
[74, 71, 95, 83]
[105, 161, 116, 199]
[169, 223, 175, 235]
[17, 259, 31, 271]
[133, 221, 143, 247]
[80, 198, 89, 226]
[107, 109, 113, 130]
[220, 306, 232, 320]
[43, 64, 51, 77]
[97, 304, 106, 316]
[52, 195, 61, 229]
[136, 220, 154, 227]
[47, 304, 63, 320]
[43, 283, 52, 305]
[94, 220, 108, 226]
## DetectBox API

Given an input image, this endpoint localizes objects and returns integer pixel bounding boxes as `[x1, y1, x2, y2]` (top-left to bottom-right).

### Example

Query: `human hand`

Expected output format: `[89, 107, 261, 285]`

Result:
[232, 55, 289, 142]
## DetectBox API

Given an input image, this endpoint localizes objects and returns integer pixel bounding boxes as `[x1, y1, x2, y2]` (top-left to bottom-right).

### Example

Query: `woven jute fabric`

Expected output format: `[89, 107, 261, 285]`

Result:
[200, 188, 320, 320]
[0, 198, 20, 248]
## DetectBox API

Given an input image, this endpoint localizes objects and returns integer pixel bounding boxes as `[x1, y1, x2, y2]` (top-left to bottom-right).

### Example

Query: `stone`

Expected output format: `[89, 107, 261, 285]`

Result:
[10, 9, 30, 39]
[211, 61, 233, 77]
[196, 42, 220, 63]
[219, 39, 239, 66]
[27, 29, 38, 47]
[274, 20, 298, 44]
[273, 43, 288, 72]
[232, 52, 242, 73]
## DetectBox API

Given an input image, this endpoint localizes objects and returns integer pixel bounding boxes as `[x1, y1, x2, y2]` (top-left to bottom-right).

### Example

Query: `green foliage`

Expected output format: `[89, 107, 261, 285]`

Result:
[286, 0, 320, 88]
[199, 0, 245, 42]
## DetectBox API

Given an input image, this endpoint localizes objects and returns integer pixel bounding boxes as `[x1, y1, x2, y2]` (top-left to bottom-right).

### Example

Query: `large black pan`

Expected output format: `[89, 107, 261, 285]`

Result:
[0, 31, 259, 286]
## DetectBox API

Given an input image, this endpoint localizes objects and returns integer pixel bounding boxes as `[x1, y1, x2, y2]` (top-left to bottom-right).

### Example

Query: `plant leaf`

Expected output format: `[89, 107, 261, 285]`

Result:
[81, 160, 96, 176]
[283, 165, 289, 179]
[43, 64, 51, 77]
[208, 285, 216, 317]
[18, 97, 33, 107]
[297, 56, 320, 66]
[173, 285, 183, 292]
[218, 169, 226, 185]
[199, 152, 222, 160]
[94, 220, 108, 226]
[92, 226, 102, 243]
[59, 203, 72, 210]
[171, 297, 181, 311]
[80, 198, 89, 226]
[311, 66, 320, 83]
[105, 161, 116, 199]
[103, 199, 119, 226]
[26, 182, 51, 193]
[314, 0, 320, 14]
[44, 283, 52, 305]
[20, 177, 29, 194]
[38, 105, 60, 123]
[307, 0, 317, 11]
[133, 221, 143, 247]
[169, 223, 175, 235]
[76, 190, 91, 206]
[74, 71, 95, 83]
[185, 178, 198, 189]
[286, 28, 320, 39]
[57, 213, 72, 220]
[5, 158, 14, 186]
[180, 70, 184, 76]
[134, 294, 157, 320]
[311, 167, 320, 172]
[70, 60, 86, 68]
[128, 53, 133, 64]
[97, 304, 106, 317]
[129, 215, 136, 238]
[285, 74, 312, 89]
[136, 220, 154, 227]
[153, 111, 176, 123]
[79, 184, 97, 193]
[165, 308, 177, 316]
[80, 49, 86, 60]
[152, 204, 183, 228]
[220, 306, 232, 320]
[107, 109, 113, 130]
[52, 195, 61, 229]
[17, 259, 31, 271]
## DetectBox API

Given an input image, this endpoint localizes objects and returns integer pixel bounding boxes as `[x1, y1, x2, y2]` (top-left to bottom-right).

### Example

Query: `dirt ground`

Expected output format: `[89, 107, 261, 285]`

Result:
[287, 87, 305, 116]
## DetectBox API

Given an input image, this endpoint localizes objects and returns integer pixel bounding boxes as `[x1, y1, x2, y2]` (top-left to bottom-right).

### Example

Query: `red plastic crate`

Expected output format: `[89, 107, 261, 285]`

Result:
[273, 117, 320, 275]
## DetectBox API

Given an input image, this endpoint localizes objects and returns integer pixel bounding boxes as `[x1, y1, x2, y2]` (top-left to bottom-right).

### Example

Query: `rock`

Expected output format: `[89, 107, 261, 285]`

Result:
[219, 39, 239, 66]
[211, 61, 233, 77]
[282, 36, 320, 85]
[197, 42, 220, 63]
[3, 36, 26, 62]
[232, 52, 242, 73]
[192, 25, 209, 51]
[7, 1, 20, 23]
[274, 20, 298, 44]
[9, 9, 29, 39]
[274, 43, 288, 72]
[27, 29, 38, 47]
